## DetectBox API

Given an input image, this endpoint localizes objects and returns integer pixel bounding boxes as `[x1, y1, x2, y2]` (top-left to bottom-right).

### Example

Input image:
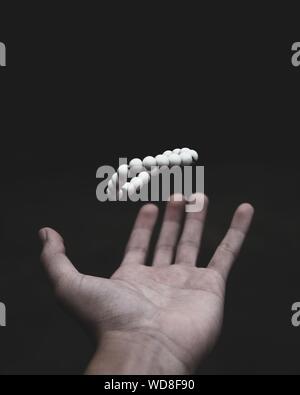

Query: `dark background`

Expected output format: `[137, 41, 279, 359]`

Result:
[0, 4, 299, 374]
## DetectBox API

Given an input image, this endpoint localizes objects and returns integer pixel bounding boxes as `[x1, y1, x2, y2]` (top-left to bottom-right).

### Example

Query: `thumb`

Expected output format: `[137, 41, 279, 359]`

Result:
[39, 228, 80, 295]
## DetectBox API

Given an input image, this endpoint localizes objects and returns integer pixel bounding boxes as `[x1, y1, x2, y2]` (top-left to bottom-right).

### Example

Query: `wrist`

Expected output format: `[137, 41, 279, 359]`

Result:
[85, 330, 193, 375]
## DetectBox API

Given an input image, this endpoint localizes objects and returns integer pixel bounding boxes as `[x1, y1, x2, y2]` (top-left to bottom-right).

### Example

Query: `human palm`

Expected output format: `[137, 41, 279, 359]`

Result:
[39, 194, 254, 373]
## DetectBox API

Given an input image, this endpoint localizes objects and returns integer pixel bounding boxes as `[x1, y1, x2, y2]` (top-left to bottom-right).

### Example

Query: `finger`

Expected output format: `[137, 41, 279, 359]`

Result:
[153, 194, 185, 267]
[208, 203, 254, 280]
[175, 194, 208, 266]
[122, 204, 159, 266]
[39, 228, 80, 293]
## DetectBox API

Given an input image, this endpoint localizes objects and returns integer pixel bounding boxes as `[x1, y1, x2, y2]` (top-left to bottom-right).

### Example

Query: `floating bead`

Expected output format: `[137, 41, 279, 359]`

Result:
[118, 190, 124, 200]
[130, 176, 143, 191]
[111, 172, 118, 185]
[172, 148, 181, 155]
[118, 164, 128, 177]
[127, 182, 137, 197]
[143, 156, 157, 170]
[168, 153, 182, 166]
[180, 147, 190, 153]
[190, 149, 198, 161]
[150, 167, 160, 177]
[138, 171, 150, 185]
[121, 182, 130, 192]
[180, 151, 193, 165]
[155, 154, 170, 167]
[129, 158, 144, 173]
[107, 179, 115, 192]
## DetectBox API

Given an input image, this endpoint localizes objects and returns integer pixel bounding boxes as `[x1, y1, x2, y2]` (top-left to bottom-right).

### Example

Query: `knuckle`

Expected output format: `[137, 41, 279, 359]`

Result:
[219, 242, 237, 258]
[156, 243, 174, 252]
[178, 239, 199, 250]
[127, 246, 148, 254]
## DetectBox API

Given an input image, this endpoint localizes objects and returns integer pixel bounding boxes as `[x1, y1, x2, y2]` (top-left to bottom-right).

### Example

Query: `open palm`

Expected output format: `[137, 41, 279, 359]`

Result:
[39, 194, 254, 374]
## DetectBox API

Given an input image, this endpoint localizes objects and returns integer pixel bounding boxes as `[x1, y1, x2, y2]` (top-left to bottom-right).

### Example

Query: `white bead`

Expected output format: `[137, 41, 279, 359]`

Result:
[121, 182, 130, 192]
[108, 179, 115, 191]
[129, 158, 142, 167]
[190, 149, 198, 161]
[118, 164, 129, 188]
[118, 164, 128, 177]
[118, 190, 123, 200]
[131, 176, 143, 191]
[155, 154, 169, 167]
[150, 167, 160, 176]
[168, 153, 182, 166]
[159, 165, 170, 173]
[127, 182, 137, 197]
[173, 148, 181, 154]
[111, 172, 118, 185]
[143, 156, 157, 170]
[180, 151, 193, 165]
[138, 171, 150, 185]
[129, 158, 143, 171]
[180, 147, 190, 153]
[163, 150, 172, 156]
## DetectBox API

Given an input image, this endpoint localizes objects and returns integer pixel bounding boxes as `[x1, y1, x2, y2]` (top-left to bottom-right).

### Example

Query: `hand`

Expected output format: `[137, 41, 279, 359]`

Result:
[39, 194, 254, 375]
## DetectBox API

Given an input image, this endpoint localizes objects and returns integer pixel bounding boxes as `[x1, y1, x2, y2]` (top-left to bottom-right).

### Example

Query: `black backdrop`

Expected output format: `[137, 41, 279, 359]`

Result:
[0, 4, 299, 374]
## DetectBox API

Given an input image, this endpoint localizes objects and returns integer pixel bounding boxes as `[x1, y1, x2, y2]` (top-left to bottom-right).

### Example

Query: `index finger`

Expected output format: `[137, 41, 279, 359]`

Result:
[121, 204, 159, 266]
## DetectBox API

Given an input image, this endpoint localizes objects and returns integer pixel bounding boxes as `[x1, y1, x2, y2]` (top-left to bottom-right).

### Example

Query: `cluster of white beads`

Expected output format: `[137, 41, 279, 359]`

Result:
[107, 148, 198, 200]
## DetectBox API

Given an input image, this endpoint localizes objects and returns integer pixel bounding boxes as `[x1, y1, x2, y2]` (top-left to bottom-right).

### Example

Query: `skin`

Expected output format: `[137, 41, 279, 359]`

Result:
[39, 194, 254, 375]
